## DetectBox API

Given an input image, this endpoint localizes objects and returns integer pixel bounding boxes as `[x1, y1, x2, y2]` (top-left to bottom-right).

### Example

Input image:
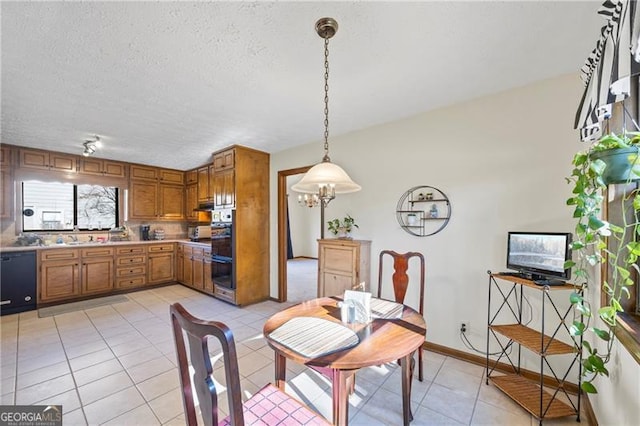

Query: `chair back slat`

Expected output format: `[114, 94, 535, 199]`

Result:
[170, 303, 245, 426]
[377, 250, 425, 316]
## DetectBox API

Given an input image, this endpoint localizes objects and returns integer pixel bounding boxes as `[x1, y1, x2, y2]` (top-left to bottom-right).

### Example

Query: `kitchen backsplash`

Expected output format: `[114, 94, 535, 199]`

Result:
[0, 220, 188, 246]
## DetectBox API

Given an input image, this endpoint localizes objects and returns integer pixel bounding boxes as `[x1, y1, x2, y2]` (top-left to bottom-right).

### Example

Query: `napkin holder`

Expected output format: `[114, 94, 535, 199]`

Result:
[340, 289, 372, 324]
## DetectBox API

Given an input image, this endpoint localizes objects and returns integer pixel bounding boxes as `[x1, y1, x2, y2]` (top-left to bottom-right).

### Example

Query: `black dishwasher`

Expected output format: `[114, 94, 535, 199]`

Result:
[1, 251, 37, 315]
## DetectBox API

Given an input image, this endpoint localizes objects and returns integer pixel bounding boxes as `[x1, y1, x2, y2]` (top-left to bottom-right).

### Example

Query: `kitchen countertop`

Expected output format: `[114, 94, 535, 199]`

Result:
[0, 239, 211, 253]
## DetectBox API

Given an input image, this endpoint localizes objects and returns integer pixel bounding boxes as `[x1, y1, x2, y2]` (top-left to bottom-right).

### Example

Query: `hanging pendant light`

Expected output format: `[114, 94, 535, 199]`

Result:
[292, 17, 361, 205]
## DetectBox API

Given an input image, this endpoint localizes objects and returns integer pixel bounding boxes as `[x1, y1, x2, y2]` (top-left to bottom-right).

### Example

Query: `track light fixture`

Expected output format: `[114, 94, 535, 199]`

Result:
[82, 135, 101, 157]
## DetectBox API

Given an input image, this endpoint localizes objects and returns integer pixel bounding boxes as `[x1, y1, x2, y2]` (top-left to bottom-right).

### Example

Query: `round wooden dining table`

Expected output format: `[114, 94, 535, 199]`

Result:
[263, 297, 427, 426]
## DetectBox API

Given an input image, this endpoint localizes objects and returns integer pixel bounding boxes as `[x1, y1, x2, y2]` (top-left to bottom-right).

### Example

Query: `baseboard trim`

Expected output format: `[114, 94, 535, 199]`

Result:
[423, 341, 598, 426]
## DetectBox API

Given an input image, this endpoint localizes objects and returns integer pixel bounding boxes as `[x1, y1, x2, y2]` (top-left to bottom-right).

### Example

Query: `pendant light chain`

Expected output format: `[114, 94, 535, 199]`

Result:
[322, 36, 331, 162]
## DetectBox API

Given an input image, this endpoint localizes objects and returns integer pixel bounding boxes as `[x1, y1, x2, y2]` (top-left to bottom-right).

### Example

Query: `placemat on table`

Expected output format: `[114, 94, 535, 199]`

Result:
[268, 317, 359, 358]
[370, 298, 404, 319]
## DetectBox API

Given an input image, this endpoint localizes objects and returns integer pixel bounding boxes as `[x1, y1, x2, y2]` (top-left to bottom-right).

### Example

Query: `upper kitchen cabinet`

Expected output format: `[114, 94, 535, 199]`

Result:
[19, 148, 77, 173]
[185, 169, 198, 185]
[79, 158, 127, 178]
[159, 168, 184, 185]
[129, 165, 185, 220]
[197, 166, 211, 203]
[130, 165, 158, 181]
[213, 149, 234, 171]
[0, 145, 13, 219]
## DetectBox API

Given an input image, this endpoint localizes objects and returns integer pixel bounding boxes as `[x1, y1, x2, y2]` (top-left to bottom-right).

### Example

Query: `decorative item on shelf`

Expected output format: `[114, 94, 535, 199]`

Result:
[327, 214, 358, 239]
[291, 17, 361, 238]
[566, 131, 640, 393]
[396, 185, 451, 237]
[154, 228, 165, 240]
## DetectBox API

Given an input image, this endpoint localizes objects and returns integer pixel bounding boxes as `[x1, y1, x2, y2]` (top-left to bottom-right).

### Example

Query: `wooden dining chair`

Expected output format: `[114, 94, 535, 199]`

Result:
[170, 303, 329, 426]
[377, 250, 426, 382]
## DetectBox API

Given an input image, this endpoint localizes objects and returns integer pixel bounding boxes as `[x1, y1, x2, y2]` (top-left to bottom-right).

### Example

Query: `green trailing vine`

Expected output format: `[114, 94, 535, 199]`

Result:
[566, 132, 640, 393]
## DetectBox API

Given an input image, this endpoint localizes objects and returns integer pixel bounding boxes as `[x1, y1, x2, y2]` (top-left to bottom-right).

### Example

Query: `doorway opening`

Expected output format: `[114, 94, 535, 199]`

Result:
[277, 165, 319, 302]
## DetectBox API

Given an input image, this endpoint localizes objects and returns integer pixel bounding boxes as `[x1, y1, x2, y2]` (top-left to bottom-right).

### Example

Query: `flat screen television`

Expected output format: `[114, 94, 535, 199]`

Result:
[506, 232, 572, 281]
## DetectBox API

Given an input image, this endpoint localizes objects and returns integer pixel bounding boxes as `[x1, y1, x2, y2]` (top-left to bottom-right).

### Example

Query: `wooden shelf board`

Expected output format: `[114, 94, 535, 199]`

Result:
[491, 273, 579, 291]
[490, 374, 577, 419]
[421, 217, 448, 221]
[490, 324, 575, 355]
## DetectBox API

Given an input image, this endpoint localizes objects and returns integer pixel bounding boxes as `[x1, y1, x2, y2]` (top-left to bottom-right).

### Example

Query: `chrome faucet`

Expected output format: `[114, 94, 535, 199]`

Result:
[68, 234, 78, 242]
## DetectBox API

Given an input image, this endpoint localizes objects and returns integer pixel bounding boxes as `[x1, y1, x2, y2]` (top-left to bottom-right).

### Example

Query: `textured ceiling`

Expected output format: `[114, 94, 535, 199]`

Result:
[1, 1, 601, 170]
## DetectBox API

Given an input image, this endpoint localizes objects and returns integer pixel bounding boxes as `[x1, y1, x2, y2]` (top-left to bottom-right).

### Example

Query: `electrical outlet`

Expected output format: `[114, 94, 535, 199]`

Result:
[460, 321, 469, 334]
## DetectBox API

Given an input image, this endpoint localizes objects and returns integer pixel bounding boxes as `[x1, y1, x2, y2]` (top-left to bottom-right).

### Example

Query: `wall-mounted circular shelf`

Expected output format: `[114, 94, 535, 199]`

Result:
[396, 185, 451, 237]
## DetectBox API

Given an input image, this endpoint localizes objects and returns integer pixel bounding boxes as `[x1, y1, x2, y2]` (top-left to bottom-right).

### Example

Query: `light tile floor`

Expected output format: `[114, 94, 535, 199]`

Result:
[0, 284, 587, 425]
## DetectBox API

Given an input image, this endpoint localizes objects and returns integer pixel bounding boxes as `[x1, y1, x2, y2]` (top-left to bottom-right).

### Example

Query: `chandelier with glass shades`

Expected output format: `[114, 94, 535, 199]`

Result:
[82, 135, 102, 157]
[292, 17, 361, 208]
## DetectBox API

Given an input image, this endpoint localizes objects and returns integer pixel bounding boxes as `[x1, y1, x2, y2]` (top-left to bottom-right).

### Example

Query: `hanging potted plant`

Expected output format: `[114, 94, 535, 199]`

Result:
[327, 214, 358, 239]
[565, 131, 640, 393]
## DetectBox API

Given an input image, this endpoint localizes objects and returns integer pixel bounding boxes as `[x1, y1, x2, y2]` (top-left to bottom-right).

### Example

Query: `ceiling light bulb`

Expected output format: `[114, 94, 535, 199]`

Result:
[93, 135, 102, 148]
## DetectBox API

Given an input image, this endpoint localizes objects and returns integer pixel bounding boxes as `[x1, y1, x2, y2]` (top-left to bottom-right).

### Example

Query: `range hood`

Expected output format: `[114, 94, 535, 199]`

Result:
[195, 201, 215, 211]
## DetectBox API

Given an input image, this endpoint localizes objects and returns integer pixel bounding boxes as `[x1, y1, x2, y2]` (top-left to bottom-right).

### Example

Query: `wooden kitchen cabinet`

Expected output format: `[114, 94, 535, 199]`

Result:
[130, 164, 158, 181]
[148, 243, 175, 284]
[115, 245, 147, 289]
[0, 145, 12, 219]
[213, 169, 235, 209]
[213, 149, 234, 171]
[159, 183, 184, 219]
[203, 248, 213, 293]
[159, 168, 184, 184]
[191, 247, 205, 290]
[129, 180, 158, 219]
[38, 249, 81, 303]
[215, 145, 269, 306]
[317, 239, 371, 297]
[19, 148, 77, 172]
[185, 184, 198, 221]
[79, 158, 127, 178]
[80, 247, 114, 295]
[186, 169, 198, 184]
[197, 166, 211, 203]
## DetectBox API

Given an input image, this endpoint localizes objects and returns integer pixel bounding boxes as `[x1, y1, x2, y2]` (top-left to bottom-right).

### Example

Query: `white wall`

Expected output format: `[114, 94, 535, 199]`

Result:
[269, 73, 640, 425]
[286, 174, 319, 257]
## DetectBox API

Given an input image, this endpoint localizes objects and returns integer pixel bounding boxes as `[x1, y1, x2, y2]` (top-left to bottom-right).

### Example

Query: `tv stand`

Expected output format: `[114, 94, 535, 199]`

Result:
[486, 271, 582, 424]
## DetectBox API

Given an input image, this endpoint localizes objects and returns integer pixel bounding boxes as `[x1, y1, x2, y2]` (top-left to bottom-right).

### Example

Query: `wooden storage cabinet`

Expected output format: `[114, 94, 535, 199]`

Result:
[213, 149, 234, 171]
[317, 239, 371, 297]
[38, 249, 81, 302]
[129, 181, 158, 219]
[213, 169, 235, 209]
[81, 247, 114, 295]
[148, 243, 175, 284]
[115, 245, 147, 289]
[79, 158, 127, 178]
[486, 273, 582, 423]
[177, 243, 212, 293]
[159, 168, 184, 184]
[130, 165, 158, 181]
[197, 166, 211, 203]
[159, 184, 184, 219]
[0, 146, 12, 219]
[19, 149, 76, 172]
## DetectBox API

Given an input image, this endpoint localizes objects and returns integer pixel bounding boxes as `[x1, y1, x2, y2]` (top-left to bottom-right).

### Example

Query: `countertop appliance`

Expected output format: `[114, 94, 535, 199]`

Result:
[1, 251, 37, 315]
[188, 225, 212, 241]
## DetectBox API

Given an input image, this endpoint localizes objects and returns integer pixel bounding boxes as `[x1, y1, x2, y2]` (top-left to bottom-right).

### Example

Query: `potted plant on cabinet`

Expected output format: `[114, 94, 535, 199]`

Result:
[327, 214, 358, 239]
[566, 132, 640, 393]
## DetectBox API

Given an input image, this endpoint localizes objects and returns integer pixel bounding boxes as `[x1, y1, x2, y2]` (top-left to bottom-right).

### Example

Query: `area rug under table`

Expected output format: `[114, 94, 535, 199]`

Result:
[38, 294, 129, 317]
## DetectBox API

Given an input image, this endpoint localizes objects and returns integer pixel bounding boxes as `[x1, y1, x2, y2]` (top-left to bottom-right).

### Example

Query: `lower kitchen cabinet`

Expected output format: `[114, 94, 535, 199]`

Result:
[115, 245, 147, 289]
[177, 242, 213, 294]
[148, 243, 175, 284]
[81, 247, 114, 295]
[39, 251, 81, 303]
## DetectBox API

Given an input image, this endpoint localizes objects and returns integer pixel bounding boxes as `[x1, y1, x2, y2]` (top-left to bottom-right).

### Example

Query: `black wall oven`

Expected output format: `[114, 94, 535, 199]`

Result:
[211, 210, 235, 289]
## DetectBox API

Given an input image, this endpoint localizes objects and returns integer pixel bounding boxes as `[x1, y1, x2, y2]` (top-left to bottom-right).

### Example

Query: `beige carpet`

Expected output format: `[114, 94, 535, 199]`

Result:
[287, 258, 317, 304]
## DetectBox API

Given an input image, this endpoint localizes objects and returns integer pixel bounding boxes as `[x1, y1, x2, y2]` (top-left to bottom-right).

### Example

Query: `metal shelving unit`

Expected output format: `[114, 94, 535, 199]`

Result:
[396, 185, 451, 237]
[485, 272, 583, 425]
